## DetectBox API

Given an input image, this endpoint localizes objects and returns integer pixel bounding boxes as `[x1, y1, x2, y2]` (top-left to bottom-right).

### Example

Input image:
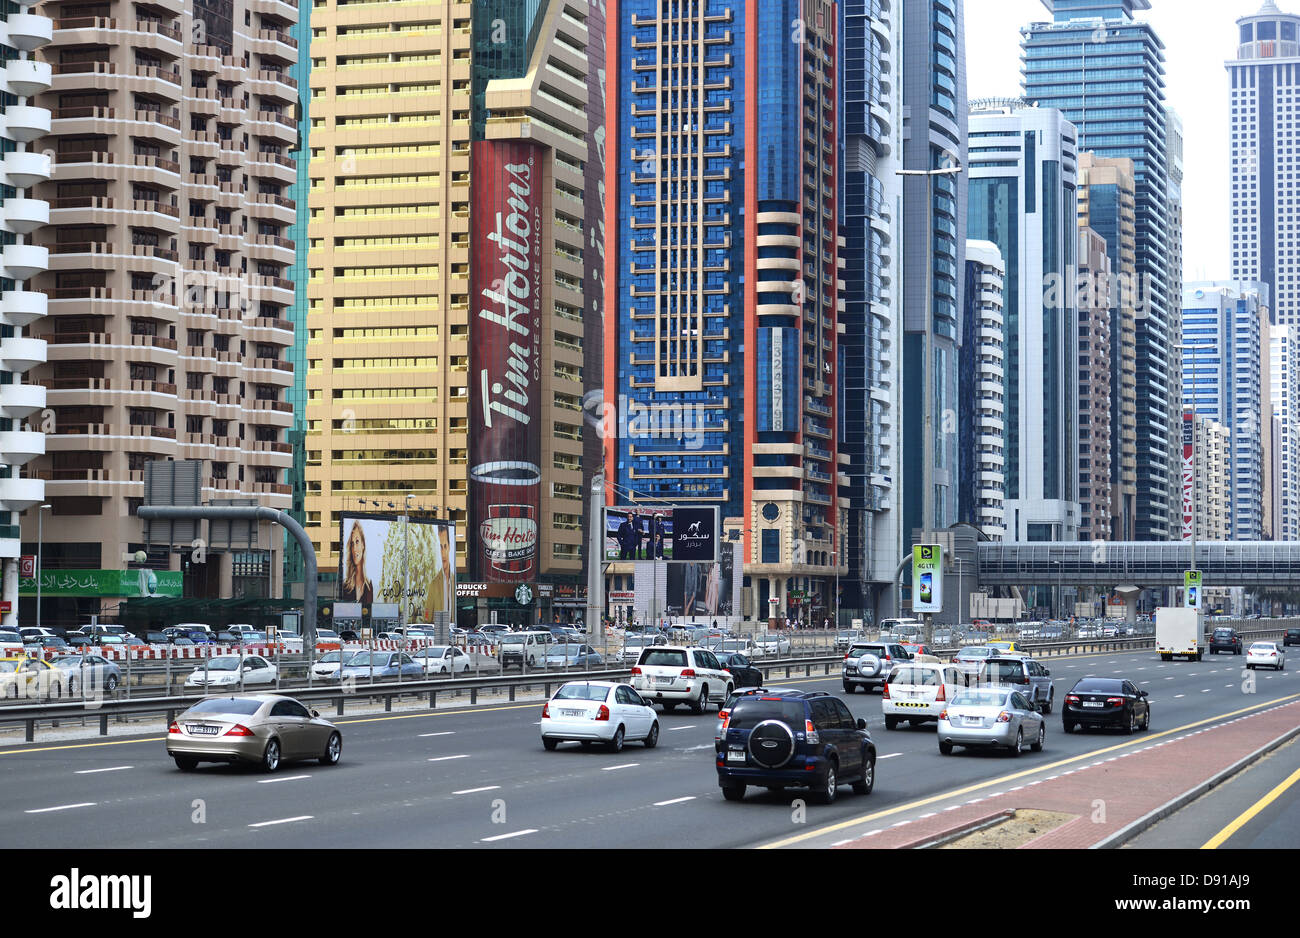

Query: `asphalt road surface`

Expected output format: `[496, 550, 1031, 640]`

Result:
[2, 647, 1295, 849]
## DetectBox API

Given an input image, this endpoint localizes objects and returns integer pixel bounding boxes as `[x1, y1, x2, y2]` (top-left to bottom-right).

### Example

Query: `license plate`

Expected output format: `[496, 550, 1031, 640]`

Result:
[561, 709, 585, 718]
[963, 717, 983, 726]
[727, 750, 746, 762]
[1082, 701, 1104, 708]
[845, 667, 857, 674]
[186, 724, 219, 736]
[656, 676, 675, 684]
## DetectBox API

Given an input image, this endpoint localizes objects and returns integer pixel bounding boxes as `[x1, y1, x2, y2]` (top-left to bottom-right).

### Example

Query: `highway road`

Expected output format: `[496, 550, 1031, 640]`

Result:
[2, 647, 1295, 849]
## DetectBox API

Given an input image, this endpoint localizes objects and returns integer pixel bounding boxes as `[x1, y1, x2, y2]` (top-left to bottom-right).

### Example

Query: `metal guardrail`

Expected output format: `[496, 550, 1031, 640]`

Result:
[3, 628, 1289, 743]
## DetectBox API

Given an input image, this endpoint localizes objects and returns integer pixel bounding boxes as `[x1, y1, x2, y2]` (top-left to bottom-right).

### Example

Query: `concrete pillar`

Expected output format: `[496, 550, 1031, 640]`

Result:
[2, 559, 16, 629]
[1115, 584, 1141, 625]
[218, 551, 234, 598]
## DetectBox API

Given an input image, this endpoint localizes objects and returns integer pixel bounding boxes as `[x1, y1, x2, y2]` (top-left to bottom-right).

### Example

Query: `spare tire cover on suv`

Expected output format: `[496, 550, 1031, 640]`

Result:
[748, 719, 796, 768]
[856, 654, 882, 677]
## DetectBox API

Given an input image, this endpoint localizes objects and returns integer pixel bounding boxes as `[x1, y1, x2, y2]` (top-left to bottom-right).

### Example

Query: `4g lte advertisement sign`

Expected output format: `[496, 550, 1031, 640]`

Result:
[911, 545, 943, 614]
[470, 139, 546, 582]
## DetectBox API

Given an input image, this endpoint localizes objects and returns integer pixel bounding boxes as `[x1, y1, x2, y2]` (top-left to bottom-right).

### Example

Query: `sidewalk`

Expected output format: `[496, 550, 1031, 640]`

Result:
[835, 696, 1300, 849]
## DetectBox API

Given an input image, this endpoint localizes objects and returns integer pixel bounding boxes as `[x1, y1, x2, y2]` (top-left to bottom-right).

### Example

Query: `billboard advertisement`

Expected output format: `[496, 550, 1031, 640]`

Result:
[602, 506, 719, 563]
[1182, 409, 1195, 541]
[1184, 570, 1202, 610]
[338, 514, 457, 625]
[911, 545, 943, 614]
[665, 540, 739, 620]
[470, 138, 546, 582]
[19, 569, 183, 598]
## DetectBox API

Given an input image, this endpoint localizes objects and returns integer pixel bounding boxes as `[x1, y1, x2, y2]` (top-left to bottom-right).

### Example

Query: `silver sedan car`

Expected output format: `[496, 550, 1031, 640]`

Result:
[936, 685, 1045, 756]
[167, 694, 342, 772]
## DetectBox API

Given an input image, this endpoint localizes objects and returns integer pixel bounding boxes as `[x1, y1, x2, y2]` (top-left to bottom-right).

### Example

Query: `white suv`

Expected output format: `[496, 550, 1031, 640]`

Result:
[882, 661, 965, 730]
[631, 645, 734, 714]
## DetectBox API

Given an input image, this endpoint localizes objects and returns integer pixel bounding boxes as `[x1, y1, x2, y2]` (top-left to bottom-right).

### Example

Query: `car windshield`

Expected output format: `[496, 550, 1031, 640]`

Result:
[1214, 629, 1234, 638]
[0, 661, 19, 672]
[1073, 679, 1124, 693]
[952, 690, 1011, 708]
[640, 649, 689, 668]
[553, 684, 610, 702]
[719, 641, 747, 651]
[202, 658, 242, 671]
[1251, 643, 1276, 652]
[551, 645, 584, 655]
[958, 646, 993, 657]
[348, 653, 392, 667]
[983, 661, 1025, 681]
[185, 698, 265, 716]
[501, 635, 530, 645]
[418, 646, 450, 657]
[847, 645, 884, 658]
[728, 699, 807, 730]
[56, 656, 85, 667]
[888, 667, 941, 686]
[317, 652, 343, 663]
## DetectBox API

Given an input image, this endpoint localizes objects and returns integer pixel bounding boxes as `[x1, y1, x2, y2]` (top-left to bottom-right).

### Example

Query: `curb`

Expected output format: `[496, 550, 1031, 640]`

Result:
[895, 810, 1015, 849]
[1090, 709, 1300, 849]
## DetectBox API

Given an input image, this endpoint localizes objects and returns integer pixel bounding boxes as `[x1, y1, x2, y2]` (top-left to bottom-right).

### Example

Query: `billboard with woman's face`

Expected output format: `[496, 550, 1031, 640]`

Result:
[339, 514, 457, 624]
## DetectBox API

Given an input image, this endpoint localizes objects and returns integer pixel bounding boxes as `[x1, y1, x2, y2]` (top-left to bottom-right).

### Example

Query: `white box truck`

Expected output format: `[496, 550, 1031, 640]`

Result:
[1155, 606, 1202, 661]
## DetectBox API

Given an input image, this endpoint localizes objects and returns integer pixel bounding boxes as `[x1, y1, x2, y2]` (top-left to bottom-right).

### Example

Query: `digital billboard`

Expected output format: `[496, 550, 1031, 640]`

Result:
[470, 138, 546, 582]
[602, 506, 719, 563]
[338, 514, 457, 624]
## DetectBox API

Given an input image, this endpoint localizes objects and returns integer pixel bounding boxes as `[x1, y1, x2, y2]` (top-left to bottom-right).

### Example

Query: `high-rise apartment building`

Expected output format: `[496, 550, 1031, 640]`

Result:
[1, 1, 51, 627]
[960, 240, 1006, 540]
[1188, 410, 1231, 541]
[604, 0, 847, 620]
[967, 101, 1080, 544]
[26, 0, 299, 626]
[901, 0, 967, 545]
[1076, 152, 1136, 539]
[1182, 282, 1271, 542]
[1269, 323, 1300, 539]
[1077, 226, 1112, 542]
[306, 1, 594, 623]
[1229, 2, 1300, 327]
[842, 0, 901, 614]
[1024, 0, 1181, 542]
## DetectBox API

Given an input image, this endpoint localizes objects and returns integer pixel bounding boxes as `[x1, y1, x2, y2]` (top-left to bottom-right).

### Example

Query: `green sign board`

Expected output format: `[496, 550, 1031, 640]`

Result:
[1184, 570, 1202, 610]
[911, 545, 943, 614]
[19, 569, 183, 598]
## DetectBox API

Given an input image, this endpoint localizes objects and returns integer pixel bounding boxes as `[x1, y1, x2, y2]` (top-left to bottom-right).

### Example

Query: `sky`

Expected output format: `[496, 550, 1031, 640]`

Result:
[965, 0, 1267, 284]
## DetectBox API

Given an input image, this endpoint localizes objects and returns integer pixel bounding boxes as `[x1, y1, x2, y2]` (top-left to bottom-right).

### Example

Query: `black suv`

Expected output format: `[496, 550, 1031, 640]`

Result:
[1285, 628, 1300, 648]
[715, 690, 875, 804]
[1209, 628, 1243, 655]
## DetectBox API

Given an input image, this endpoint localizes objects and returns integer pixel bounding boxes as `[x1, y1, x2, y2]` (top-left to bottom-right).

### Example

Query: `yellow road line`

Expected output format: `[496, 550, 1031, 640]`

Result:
[1200, 763, 1300, 849]
[759, 692, 1300, 849]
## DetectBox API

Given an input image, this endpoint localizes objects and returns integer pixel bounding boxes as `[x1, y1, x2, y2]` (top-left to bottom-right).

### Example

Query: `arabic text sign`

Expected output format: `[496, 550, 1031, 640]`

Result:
[18, 569, 183, 598]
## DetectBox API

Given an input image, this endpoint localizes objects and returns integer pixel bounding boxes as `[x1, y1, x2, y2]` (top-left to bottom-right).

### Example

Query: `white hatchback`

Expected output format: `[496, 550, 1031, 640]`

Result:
[883, 661, 966, 730]
[1246, 642, 1286, 671]
[540, 681, 660, 752]
[631, 645, 734, 713]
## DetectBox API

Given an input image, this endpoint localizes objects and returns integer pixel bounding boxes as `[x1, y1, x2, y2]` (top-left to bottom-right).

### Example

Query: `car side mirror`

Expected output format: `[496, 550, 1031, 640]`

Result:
[857, 718, 867, 730]
[310, 709, 320, 718]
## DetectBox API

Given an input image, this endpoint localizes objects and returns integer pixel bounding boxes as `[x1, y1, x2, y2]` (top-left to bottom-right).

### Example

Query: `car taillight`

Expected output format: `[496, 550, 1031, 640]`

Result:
[844, 653, 850, 660]
[882, 682, 890, 699]
[630, 667, 641, 675]
[1065, 695, 1080, 705]
[168, 721, 180, 734]
[720, 712, 731, 731]
[805, 719, 819, 745]
[224, 724, 254, 736]
[939, 709, 948, 721]
[595, 704, 610, 721]
[935, 683, 946, 702]
[996, 711, 1012, 723]
[542, 702, 550, 719]
[1106, 697, 1126, 707]
[681, 669, 696, 679]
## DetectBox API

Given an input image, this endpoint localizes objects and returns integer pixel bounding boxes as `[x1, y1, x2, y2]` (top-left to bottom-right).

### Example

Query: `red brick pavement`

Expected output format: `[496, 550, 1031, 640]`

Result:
[835, 697, 1300, 849]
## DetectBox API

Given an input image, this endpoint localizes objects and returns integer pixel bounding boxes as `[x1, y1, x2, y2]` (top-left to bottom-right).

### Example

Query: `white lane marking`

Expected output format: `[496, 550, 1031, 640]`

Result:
[1201, 689, 1211, 693]
[257, 774, 310, 784]
[668, 726, 694, 732]
[879, 752, 902, 759]
[831, 837, 855, 847]
[248, 815, 313, 828]
[481, 829, 537, 843]
[74, 766, 132, 775]
[25, 802, 96, 814]
[427, 755, 470, 763]
[419, 732, 455, 738]
[602, 763, 639, 771]
[653, 796, 696, 806]
[1174, 694, 1185, 698]
[452, 786, 500, 795]
[918, 812, 937, 819]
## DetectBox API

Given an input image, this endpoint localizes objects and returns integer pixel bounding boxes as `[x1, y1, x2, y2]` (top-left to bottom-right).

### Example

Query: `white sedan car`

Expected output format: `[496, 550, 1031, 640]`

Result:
[540, 681, 660, 752]
[1246, 642, 1286, 671]
[411, 645, 472, 674]
[753, 633, 792, 656]
[310, 648, 365, 679]
[184, 655, 278, 689]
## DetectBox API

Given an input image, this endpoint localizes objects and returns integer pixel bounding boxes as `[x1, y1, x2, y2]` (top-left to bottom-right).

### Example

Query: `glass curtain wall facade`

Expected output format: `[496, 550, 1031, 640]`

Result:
[1023, 0, 1180, 542]
[901, 0, 966, 548]
[285, 0, 311, 592]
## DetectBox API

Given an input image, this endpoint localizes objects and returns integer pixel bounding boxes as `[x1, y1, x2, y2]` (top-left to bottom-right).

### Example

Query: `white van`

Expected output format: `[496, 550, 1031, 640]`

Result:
[498, 631, 555, 669]
[879, 618, 922, 640]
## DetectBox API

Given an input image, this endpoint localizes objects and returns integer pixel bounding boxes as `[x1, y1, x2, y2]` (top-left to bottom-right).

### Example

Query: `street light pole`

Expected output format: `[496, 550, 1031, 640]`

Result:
[403, 494, 413, 634]
[36, 504, 50, 629]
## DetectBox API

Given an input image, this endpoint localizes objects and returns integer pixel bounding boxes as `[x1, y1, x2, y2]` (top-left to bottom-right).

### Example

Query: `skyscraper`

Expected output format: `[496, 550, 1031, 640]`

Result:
[1269, 324, 1300, 539]
[1077, 226, 1113, 542]
[960, 240, 1006, 540]
[967, 101, 1080, 547]
[306, 1, 595, 623]
[0, 0, 51, 627]
[901, 0, 967, 545]
[1023, 0, 1180, 542]
[604, 0, 846, 621]
[1182, 282, 1270, 542]
[1228, 2, 1300, 327]
[1076, 152, 1137, 539]
[842, 0, 902, 614]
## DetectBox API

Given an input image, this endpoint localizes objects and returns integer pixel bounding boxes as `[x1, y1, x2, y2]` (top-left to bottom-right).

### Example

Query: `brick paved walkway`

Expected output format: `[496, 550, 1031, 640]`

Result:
[835, 697, 1300, 849]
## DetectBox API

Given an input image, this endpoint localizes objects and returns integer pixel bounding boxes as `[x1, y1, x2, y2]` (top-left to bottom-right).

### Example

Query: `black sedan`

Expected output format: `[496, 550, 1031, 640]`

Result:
[715, 652, 763, 689]
[1284, 628, 1300, 648]
[1209, 628, 1242, 655]
[1062, 678, 1150, 735]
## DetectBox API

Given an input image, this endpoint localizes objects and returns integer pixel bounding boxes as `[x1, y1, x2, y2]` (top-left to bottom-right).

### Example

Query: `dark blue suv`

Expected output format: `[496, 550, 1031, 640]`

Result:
[715, 690, 875, 804]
